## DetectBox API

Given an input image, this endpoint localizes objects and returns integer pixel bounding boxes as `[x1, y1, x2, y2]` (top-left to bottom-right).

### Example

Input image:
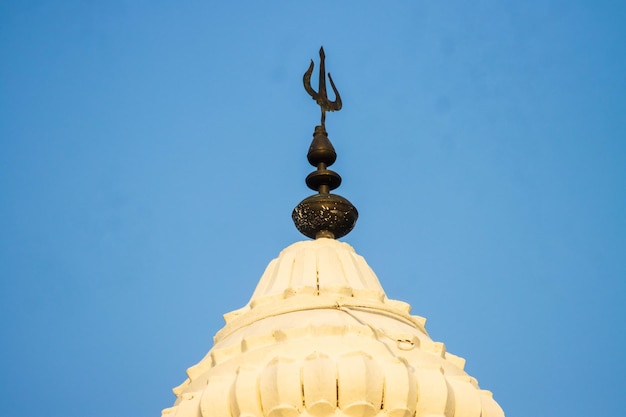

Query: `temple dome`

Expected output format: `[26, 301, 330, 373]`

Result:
[162, 239, 504, 417]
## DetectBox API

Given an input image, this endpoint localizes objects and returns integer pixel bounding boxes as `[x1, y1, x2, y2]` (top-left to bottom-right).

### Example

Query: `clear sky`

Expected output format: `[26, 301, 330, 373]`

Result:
[1, 1, 625, 416]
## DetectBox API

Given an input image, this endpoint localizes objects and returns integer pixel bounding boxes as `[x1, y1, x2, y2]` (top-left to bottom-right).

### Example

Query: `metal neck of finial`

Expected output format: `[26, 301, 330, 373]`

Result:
[292, 47, 357, 240]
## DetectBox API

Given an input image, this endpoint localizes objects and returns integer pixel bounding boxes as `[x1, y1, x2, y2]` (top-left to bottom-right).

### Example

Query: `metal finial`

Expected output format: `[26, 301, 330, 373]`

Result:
[303, 46, 342, 127]
[293, 47, 357, 240]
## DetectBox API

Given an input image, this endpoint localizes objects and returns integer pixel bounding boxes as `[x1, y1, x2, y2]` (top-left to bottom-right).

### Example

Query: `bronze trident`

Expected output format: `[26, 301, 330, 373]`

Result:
[303, 47, 342, 127]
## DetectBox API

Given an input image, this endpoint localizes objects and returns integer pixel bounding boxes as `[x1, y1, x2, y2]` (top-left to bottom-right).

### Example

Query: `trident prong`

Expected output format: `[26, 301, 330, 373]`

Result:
[303, 46, 342, 126]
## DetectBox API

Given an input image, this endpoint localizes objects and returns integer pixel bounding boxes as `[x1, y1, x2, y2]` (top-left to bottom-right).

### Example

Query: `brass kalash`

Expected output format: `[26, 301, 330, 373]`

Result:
[292, 47, 358, 240]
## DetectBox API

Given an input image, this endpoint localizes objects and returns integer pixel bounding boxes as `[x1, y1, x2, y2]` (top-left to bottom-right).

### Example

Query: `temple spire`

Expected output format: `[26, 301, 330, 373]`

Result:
[292, 47, 358, 239]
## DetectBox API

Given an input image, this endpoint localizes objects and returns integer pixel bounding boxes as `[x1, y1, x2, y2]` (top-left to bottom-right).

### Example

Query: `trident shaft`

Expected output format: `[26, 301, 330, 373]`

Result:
[303, 47, 342, 126]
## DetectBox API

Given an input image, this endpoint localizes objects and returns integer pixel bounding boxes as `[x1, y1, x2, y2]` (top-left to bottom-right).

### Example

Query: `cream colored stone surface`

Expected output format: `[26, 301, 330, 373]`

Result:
[163, 239, 504, 417]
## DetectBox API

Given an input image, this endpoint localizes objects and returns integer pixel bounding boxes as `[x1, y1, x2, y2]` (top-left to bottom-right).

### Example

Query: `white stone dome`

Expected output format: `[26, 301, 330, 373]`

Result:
[163, 239, 504, 417]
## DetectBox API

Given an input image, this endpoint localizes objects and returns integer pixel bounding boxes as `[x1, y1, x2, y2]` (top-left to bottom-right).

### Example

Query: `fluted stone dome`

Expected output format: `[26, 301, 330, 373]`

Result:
[162, 239, 504, 417]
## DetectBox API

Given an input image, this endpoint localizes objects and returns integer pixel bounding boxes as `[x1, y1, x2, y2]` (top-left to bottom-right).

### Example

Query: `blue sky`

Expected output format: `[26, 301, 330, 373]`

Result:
[1, 1, 625, 416]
